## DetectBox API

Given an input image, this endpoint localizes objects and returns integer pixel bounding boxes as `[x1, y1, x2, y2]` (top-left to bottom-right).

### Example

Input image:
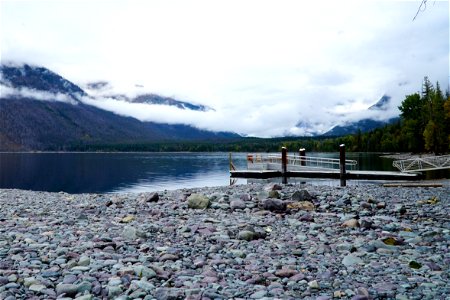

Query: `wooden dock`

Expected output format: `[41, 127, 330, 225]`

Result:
[229, 148, 422, 183]
[230, 169, 421, 180]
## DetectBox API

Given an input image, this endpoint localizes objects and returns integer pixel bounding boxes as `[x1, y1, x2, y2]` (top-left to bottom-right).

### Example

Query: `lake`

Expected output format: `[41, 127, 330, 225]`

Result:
[0, 152, 448, 193]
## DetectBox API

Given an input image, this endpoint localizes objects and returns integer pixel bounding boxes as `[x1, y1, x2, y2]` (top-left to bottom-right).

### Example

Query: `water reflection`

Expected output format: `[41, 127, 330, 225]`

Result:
[0, 152, 447, 193]
[0, 152, 248, 193]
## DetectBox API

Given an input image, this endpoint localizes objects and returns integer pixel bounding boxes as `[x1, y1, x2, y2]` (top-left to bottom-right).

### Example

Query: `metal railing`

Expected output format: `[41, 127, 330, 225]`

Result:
[393, 155, 450, 173]
[247, 154, 357, 171]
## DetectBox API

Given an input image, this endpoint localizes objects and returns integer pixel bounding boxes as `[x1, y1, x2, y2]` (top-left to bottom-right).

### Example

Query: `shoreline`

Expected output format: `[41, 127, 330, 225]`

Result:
[1, 183, 449, 299]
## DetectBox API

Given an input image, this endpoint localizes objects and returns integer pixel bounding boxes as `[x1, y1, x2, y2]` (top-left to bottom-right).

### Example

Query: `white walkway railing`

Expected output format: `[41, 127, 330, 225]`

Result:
[393, 155, 450, 173]
[247, 154, 357, 171]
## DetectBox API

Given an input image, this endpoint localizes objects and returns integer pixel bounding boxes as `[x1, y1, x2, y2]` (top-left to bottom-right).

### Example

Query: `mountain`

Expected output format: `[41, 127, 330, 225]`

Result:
[322, 95, 398, 136]
[322, 117, 399, 136]
[294, 121, 322, 136]
[0, 64, 239, 151]
[368, 95, 391, 111]
[84, 81, 212, 112]
[131, 94, 212, 111]
[0, 64, 86, 100]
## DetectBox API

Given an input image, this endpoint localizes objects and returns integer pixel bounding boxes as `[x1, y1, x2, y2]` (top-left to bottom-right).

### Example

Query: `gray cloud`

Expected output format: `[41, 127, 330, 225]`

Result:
[1, 0, 448, 137]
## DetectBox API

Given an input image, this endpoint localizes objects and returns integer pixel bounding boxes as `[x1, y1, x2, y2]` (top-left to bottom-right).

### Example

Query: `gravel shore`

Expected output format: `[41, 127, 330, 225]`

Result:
[0, 183, 449, 300]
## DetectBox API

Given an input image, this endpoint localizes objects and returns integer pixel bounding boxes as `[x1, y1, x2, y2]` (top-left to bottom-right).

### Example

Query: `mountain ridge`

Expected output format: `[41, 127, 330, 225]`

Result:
[83, 80, 212, 112]
[0, 63, 239, 151]
[322, 95, 399, 136]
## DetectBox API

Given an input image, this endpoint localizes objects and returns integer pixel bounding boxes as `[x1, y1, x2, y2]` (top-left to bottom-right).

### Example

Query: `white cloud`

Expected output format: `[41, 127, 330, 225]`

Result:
[0, 84, 78, 105]
[1, 0, 448, 136]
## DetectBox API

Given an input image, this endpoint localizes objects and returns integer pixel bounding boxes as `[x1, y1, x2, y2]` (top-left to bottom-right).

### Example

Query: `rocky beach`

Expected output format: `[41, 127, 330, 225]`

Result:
[0, 182, 449, 300]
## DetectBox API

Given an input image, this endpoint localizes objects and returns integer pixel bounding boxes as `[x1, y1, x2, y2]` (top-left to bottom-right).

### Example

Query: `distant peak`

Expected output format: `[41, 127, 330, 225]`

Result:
[369, 95, 391, 111]
[85, 81, 110, 90]
[0, 63, 86, 100]
[131, 93, 213, 112]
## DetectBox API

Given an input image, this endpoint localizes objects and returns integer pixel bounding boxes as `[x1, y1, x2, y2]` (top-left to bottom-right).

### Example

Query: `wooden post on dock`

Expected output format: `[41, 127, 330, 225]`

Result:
[299, 148, 306, 166]
[282, 147, 288, 184]
[339, 144, 346, 187]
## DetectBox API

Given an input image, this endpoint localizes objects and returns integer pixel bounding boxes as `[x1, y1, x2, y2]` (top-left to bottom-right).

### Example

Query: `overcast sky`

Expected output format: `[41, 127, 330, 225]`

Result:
[1, 0, 448, 136]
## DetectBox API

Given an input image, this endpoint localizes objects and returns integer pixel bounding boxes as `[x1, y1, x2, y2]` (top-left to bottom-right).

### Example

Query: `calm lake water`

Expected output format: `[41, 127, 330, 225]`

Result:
[0, 152, 448, 193]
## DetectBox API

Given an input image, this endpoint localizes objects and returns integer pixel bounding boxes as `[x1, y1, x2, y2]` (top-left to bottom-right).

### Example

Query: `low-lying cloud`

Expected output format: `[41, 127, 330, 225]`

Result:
[0, 84, 79, 105]
[79, 88, 398, 137]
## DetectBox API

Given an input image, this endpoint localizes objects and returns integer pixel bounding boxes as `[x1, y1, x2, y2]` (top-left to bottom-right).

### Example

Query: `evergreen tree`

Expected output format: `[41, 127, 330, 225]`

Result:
[443, 93, 450, 150]
[398, 93, 424, 152]
[422, 81, 446, 153]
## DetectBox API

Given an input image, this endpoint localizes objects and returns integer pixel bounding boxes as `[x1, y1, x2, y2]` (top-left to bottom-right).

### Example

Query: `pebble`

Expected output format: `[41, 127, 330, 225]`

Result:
[77, 255, 90, 266]
[342, 254, 364, 267]
[342, 218, 360, 227]
[0, 183, 448, 299]
[230, 199, 246, 210]
[308, 280, 320, 289]
[29, 284, 46, 292]
[250, 290, 267, 298]
[275, 268, 298, 278]
[56, 283, 78, 297]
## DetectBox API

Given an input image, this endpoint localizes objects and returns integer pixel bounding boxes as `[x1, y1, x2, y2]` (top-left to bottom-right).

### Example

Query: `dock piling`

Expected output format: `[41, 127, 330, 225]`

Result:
[339, 144, 346, 187]
[282, 147, 288, 184]
[299, 148, 306, 166]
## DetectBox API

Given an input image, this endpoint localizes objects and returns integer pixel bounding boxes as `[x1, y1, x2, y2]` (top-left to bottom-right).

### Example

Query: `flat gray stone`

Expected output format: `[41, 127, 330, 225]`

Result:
[342, 254, 364, 267]
[56, 283, 79, 297]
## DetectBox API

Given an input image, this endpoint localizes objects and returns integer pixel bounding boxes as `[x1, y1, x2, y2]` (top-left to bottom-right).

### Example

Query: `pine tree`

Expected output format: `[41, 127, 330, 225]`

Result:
[423, 81, 446, 153]
[398, 93, 424, 152]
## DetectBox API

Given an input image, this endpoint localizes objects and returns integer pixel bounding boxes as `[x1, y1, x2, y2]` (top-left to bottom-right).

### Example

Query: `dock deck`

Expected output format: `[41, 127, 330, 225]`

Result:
[230, 151, 422, 181]
[230, 169, 421, 180]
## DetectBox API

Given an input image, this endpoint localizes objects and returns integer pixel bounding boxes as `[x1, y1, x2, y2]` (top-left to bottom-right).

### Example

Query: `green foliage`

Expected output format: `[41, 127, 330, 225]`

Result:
[444, 97, 450, 150]
[399, 93, 422, 120]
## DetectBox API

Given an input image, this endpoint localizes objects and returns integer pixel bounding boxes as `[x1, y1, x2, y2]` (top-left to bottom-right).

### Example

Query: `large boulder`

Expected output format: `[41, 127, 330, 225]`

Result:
[230, 199, 247, 210]
[145, 192, 159, 202]
[268, 190, 281, 199]
[291, 190, 312, 202]
[187, 194, 210, 209]
[261, 199, 287, 212]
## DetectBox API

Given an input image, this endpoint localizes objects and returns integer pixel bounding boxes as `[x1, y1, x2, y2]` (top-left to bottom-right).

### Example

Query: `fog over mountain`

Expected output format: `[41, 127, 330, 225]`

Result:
[1, 0, 448, 137]
[0, 63, 239, 151]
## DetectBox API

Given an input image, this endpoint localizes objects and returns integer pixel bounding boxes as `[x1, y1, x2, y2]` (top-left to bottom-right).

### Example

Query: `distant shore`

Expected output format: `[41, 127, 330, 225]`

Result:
[0, 183, 449, 299]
